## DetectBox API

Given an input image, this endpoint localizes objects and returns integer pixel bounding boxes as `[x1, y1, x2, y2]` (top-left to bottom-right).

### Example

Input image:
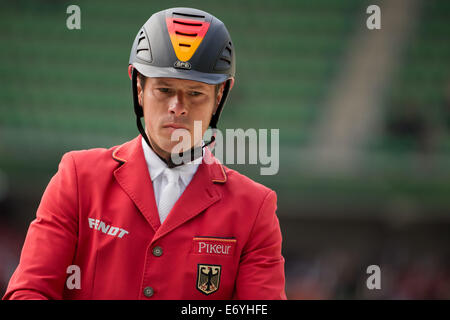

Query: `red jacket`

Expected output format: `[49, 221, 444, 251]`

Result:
[3, 136, 286, 300]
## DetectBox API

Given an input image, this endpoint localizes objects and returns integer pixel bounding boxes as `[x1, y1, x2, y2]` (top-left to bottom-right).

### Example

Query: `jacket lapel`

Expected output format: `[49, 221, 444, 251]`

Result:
[112, 136, 162, 232]
[112, 136, 228, 240]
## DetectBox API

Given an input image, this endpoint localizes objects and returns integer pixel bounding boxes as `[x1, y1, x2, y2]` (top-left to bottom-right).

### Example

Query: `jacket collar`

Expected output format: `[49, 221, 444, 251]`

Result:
[141, 136, 202, 186]
[112, 135, 227, 242]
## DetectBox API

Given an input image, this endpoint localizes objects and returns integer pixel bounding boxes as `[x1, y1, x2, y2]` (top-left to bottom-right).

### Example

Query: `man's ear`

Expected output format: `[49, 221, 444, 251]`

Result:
[228, 77, 235, 90]
[214, 78, 235, 113]
[136, 73, 143, 107]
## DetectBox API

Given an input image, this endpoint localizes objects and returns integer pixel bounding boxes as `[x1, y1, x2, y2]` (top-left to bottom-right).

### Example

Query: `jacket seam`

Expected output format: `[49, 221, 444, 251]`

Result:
[69, 153, 80, 234]
[242, 189, 274, 256]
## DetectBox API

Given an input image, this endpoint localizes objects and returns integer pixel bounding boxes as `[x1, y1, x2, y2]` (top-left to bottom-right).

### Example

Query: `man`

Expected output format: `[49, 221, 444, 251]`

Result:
[3, 7, 286, 300]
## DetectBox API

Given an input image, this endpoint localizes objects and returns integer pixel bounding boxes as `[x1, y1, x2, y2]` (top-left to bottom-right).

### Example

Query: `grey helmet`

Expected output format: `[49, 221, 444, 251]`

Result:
[128, 7, 235, 164]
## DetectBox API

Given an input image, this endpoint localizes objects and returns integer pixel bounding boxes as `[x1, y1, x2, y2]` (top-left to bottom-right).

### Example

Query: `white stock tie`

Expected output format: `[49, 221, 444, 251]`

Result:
[158, 168, 181, 224]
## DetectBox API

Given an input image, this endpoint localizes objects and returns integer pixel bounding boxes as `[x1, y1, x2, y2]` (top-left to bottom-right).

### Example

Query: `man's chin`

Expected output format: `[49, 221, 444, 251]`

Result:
[157, 141, 194, 155]
[150, 133, 202, 154]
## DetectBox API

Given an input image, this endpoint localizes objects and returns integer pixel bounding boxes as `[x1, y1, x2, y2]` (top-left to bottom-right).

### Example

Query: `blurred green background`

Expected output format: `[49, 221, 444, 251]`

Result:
[1, 0, 449, 299]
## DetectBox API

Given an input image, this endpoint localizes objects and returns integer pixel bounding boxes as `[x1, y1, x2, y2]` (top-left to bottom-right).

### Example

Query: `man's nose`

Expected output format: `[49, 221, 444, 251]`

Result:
[168, 91, 187, 116]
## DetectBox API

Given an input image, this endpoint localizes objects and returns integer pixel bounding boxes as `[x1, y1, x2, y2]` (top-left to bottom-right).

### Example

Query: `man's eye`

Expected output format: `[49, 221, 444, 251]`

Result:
[189, 91, 202, 96]
[158, 88, 170, 93]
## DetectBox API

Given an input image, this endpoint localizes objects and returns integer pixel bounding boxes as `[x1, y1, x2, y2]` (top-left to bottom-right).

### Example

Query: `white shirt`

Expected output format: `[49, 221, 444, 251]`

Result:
[141, 136, 202, 220]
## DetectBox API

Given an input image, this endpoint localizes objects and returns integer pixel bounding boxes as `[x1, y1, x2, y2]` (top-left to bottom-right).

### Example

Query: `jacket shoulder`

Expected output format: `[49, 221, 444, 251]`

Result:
[64, 146, 114, 163]
[66, 145, 117, 161]
[60, 141, 126, 173]
[221, 165, 275, 200]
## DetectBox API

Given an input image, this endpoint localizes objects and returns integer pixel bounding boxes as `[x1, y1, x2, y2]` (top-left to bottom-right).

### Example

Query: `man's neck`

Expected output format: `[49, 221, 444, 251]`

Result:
[144, 134, 203, 168]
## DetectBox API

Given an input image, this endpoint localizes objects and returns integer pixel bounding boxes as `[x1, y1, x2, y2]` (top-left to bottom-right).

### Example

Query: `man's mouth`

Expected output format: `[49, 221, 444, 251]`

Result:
[163, 123, 188, 130]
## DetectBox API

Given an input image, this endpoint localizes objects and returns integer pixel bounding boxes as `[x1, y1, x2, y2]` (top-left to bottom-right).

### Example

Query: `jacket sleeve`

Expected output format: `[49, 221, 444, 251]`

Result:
[232, 190, 287, 300]
[3, 153, 79, 300]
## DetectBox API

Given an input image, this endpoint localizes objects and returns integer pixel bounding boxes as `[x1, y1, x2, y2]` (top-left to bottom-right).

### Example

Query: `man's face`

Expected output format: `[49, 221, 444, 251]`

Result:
[137, 76, 223, 158]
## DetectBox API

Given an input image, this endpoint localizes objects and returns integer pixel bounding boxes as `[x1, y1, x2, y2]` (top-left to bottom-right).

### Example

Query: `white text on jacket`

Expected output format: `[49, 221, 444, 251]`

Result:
[88, 218, 129, 238]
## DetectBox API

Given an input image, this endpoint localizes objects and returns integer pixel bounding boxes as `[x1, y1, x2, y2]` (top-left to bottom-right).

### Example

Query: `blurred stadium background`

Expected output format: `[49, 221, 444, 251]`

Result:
[1, 0, 449, 299]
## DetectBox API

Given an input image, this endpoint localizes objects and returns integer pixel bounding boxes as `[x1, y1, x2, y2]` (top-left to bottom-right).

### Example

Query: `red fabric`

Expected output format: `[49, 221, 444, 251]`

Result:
[3, 136, 286, 300]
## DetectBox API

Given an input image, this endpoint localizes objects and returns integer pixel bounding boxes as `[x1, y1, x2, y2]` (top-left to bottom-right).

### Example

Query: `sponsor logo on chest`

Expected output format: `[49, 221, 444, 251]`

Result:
[88, 218, 129, 239]
[193, 237, 237, 256]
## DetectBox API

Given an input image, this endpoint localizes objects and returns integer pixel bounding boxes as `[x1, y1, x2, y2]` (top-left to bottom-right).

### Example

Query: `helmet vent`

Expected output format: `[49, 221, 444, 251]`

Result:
[173, 12, 206, 20]
[136, 29, 152, 62]
[214, 43, 233, 71]
[179, 43, 191, 47]
[173, 20, 203, 27]
[176, 31, 197, 37]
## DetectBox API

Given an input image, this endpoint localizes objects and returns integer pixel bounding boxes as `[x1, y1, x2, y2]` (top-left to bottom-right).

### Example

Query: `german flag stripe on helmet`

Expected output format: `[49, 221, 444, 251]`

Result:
[166, 17, 210, 62]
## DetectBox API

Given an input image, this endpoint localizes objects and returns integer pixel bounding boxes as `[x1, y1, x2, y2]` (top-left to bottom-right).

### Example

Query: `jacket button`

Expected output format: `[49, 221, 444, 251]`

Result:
[152, 246, 163, 257]
[143, 286, 154, 297]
